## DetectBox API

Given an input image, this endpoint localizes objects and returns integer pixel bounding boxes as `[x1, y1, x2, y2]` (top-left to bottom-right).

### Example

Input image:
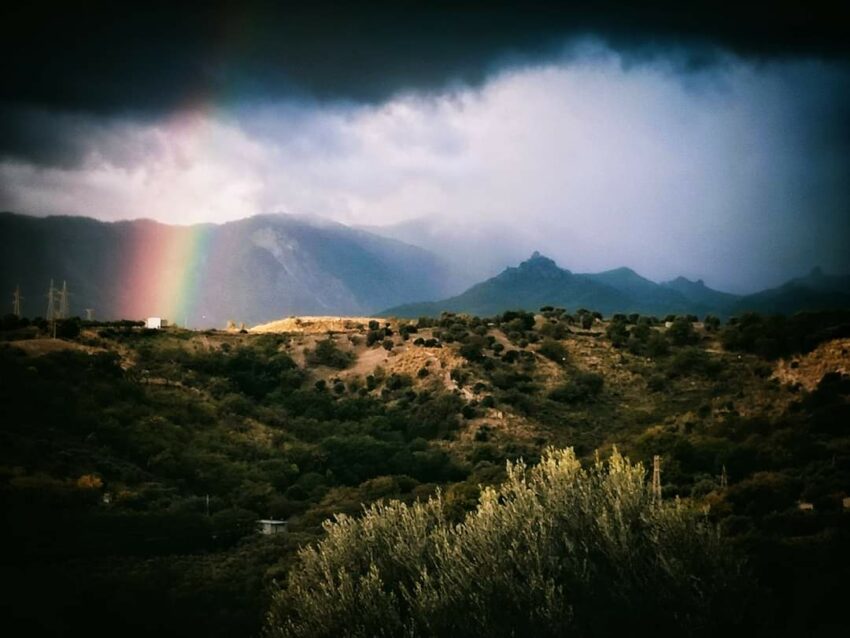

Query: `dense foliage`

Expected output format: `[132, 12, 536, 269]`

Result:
[720, 310, 850, 359]
[269, 448, 747, 638]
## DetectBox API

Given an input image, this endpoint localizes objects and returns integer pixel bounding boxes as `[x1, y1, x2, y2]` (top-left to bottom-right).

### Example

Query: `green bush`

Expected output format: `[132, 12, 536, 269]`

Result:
[606, 319, 629, 347]
[459, 336, 487, 361]
[548, 372, 604, 403]
[268, 448, 747, 638]
[646, 331, 670, 357]
[667, 317, 699, 346]
[720, 311, 850, 359]
[307, 339, 355, 369]
[664, 348, 723, 379]
[537, 338, 568, 364]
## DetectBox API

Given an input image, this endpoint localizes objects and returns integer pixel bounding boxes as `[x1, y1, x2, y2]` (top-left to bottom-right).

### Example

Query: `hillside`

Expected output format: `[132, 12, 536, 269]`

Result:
[0, 212, 449, 327]
[1, 309, 849, 637]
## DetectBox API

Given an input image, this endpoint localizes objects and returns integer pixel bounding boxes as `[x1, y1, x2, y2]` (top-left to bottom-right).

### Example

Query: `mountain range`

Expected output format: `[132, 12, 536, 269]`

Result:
[382, 252, 850, 318]
[0, 212, 449, 327]
[2, 212, 849, 324]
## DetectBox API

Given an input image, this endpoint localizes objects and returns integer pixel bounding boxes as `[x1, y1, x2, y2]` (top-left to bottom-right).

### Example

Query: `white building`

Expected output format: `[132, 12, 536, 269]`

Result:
[257, 519, 288, 535]
[145, 317, 168, 329]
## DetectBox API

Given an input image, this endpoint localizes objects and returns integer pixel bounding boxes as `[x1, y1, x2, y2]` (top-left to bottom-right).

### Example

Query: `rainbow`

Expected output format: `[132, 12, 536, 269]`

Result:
[113, 220, 218, 328]
[110, 105, 233, 327]
[103, 6, 266, 328]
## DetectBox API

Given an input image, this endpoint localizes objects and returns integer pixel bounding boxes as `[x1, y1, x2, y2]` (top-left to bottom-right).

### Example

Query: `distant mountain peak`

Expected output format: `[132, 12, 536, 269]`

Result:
[669, 276, 707, 288]
[525, 250, 552, 263]
[517, 252, 565, 276]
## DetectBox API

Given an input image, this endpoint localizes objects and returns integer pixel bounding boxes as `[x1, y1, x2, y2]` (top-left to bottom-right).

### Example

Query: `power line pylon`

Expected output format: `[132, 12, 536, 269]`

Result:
[12, 285, 22, 317]
[85, 308, 94, 321]
[46, 279, 56, 320]
[651, 455, 662, 504]
[46, 279, 59, 338]
[59, 280, 69, 319]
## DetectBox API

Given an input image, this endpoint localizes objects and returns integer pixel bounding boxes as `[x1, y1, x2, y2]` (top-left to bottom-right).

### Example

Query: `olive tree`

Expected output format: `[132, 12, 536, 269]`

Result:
[267, 448, 748, 638]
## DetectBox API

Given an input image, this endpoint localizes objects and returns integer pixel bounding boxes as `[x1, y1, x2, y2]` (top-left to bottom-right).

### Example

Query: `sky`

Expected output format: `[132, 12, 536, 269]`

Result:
[1, 1, 848, 293]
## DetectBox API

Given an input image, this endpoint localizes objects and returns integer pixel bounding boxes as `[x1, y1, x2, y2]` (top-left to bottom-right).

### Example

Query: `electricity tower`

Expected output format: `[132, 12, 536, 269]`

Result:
[651, 455, 662, 503]
[12, 285, 22, 317]
[46, 279, 60, 338]
[85, 308, 94, 321]
[46, 279, 57, 320]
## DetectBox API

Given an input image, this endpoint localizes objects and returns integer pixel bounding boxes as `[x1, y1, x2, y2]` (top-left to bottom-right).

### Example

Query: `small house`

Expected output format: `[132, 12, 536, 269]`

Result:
[146, 317, 168, 329]
[258, 519, 288, 535]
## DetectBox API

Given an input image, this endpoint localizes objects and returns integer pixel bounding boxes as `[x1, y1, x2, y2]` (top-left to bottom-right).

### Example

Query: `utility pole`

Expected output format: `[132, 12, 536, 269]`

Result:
[651, 455, 662, 503]
[719, 465, 728, 490]
[12, 285, 22, 317]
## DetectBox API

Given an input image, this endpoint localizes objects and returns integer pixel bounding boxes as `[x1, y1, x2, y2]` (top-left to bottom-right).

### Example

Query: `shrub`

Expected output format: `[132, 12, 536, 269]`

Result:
[501, 350, 520, 364]
[539, 321, 568, 339]
[647, 374, 667, 392]
[386, 373, 412, 391]
[667, 317, 698, 346]
[367, 330, 385, 347]
[268, 448, 747, 638]
[664, 348, 723, 379]
[537, 338, 568, 365]
[498, 310, 535, 331]
[459, 336, 487, 362]
[646, 331, 670, 358]
[548, 372, 604, 403]
[606, 319, 629, 347]
[307, 339, 355, 369]
[720, 311, 850, 360]
[703, 315, 721, 331]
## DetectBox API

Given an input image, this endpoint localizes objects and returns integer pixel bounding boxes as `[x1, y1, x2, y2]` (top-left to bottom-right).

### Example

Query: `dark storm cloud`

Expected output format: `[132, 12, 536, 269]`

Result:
[2, 0, 847, 167]
[2, 0, 848, 115]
